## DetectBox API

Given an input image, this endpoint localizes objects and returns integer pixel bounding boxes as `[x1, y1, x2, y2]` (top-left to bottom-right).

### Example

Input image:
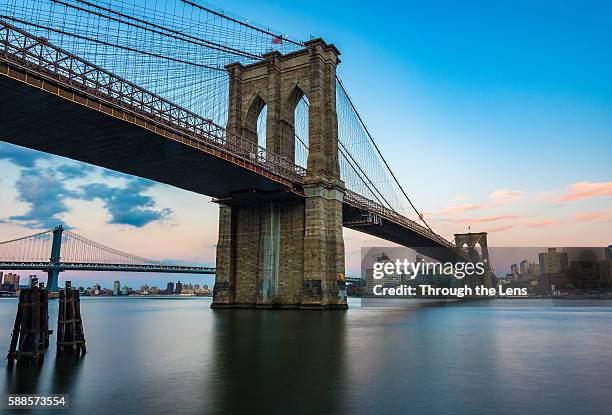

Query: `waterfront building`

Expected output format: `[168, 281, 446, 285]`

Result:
[539, 248, 569, 275]
[175, 280, 183, 294]
[3, 273, 19, 289]
[510, 264, 519, 277]
[113, 279, 121, 296]
[364, 252, 402, 295]
[166, 282, 174, 294]
[2, 272, 20, 290]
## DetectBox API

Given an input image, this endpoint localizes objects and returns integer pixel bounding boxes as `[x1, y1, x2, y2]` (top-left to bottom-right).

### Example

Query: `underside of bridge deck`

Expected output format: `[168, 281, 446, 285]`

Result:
[0, 72, 295, 200]
[342, 204, 463, 263]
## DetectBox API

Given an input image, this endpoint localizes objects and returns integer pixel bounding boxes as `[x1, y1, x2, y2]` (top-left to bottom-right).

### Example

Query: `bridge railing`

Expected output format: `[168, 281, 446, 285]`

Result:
[0, 20, 306, 183]
[343, 189, 455, 249]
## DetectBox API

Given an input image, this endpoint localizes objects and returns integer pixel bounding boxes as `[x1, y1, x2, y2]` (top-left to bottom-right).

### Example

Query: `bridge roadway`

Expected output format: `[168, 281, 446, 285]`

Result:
[0, 21, 461, 263]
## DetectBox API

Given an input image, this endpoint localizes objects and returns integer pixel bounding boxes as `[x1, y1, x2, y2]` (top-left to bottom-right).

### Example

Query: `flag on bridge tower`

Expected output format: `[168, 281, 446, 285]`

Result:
[272, 35, 283, 45]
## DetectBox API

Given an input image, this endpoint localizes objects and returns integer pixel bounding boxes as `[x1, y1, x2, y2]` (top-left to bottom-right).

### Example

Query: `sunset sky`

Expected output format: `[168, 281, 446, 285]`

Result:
[0, 0, 610, 288]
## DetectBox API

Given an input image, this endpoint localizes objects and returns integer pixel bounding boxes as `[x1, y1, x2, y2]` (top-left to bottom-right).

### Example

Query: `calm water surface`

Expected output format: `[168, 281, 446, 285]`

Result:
[1, 297, 611, 414]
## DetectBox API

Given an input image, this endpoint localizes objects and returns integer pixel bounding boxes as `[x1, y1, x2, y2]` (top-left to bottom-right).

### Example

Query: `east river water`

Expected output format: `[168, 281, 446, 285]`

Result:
[1, 297, 611, 414]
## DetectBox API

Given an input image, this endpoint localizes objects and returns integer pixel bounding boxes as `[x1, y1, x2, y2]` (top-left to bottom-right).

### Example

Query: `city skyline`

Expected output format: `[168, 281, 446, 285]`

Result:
[1, 0, 611, 284]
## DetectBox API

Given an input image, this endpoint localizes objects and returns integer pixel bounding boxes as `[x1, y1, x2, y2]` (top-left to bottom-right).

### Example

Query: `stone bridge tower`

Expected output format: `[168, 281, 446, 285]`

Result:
[454, 232, 493, 288]
[212, 39, 346, 309]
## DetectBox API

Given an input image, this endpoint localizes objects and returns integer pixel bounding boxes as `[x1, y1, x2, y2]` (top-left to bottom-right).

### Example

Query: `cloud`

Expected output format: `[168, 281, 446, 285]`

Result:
[450, 195, 468, 203]
[56, 164, 94, 180]
[558, 181, 612, 202]
[574, 210, 612, 222]
[427, 203, 487, 218]
[451, 215, 520, 224]
[489, 189, 523, 204]
[0, 142, 49, 168]
[81, 179, 172, 227]
[523, 219, 561, 228]
[484, 225, 515, 233]
[9, 168, 77, 229]
[2, 144, 172, 229]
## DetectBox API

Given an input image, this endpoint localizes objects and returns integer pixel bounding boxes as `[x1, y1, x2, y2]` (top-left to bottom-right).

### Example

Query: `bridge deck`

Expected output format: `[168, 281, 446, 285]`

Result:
[0, 68, 296, 199]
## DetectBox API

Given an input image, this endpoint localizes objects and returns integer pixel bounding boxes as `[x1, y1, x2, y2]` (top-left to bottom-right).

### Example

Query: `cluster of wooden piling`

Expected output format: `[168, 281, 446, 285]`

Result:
[57, 281, 86, 355]
[7, 280, 85, 366]
[7, 278, 51, 366]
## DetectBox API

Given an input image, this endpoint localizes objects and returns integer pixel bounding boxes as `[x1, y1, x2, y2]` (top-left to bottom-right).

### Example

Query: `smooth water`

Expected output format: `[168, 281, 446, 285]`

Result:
[1, 297, 611, 414]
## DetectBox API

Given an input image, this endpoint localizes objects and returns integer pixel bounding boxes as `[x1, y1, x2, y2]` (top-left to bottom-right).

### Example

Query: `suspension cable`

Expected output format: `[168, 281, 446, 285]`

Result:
[336, 76, 433, 232]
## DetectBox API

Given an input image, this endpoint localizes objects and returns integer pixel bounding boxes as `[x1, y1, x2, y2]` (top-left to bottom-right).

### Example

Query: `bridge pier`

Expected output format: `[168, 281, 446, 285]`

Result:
[212, 185, 346, 309]
[212, 39, 347, 309]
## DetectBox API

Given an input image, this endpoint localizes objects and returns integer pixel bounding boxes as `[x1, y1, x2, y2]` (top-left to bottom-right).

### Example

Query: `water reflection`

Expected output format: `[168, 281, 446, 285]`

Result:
[209, 309, 347, 414]
[50, 354, 84, 394]
[4, 362, 43, 395]
[1, 299, 612, 415]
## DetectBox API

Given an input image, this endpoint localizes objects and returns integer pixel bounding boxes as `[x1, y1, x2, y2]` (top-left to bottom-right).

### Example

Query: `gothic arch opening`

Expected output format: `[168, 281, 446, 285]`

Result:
[288, 86, 309, 168]
[475, 242, 483, 257]
[257, 104, 268, 150]
[244, 94, 266, 147]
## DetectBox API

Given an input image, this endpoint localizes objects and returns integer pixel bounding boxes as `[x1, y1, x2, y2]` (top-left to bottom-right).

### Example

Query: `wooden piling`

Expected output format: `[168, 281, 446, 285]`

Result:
[7, 278, 50, 366]
[57, 281, 86, 355]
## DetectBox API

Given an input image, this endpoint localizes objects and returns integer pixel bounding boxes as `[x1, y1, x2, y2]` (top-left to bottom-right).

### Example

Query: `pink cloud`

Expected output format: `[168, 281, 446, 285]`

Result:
[489, 189, 523, 204]
[558, 181, 612, 202]
[452, 215, 520, 224]
[450, 194, 468, 203]
[433, 203, 487, 217]
[485, 225, 515, 233]
[523, 219, 561, 228]
[574, 210, 612, 222]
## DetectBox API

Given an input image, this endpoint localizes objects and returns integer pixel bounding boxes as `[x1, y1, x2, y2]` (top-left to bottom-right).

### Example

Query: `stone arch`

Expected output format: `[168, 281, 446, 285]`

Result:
[243, 93, 266, 146]
[474, 241, 483, 256]
[225, 40, 342, 181]
[286, 84, 309, 167]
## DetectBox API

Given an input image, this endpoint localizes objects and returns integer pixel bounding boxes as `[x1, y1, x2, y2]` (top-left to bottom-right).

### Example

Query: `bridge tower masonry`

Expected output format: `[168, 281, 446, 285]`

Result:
[212, 39, 346, 309]
[454, 232, 493, 289]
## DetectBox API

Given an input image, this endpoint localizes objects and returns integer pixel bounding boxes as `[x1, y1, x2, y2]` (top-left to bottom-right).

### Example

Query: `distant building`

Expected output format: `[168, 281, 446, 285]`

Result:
[2, 273, 20, 291]
[539, 248, 569, 275]
[113, 279, 121, 296]
[166, 282, 175, 294]
[121, 285, 129, 296]
[149, 286, 160, 295]
[519, 260, 529, 275]
[364, 252, 402, 295]
[0, 283, 15, 292]
[510, 264, 519, 277]
[175, 280, 183, 294]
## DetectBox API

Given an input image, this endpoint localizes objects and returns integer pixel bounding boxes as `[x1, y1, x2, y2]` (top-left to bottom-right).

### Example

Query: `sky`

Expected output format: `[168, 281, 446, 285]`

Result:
[0, 0, 611, 288]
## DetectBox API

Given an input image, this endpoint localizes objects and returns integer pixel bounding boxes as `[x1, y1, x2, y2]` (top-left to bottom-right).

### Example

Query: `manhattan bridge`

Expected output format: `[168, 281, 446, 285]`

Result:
[0, 0, 491, 308]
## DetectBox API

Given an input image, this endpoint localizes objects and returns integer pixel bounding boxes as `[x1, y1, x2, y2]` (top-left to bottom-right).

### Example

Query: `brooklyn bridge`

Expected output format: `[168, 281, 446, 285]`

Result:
[0, 0, 491, 309]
